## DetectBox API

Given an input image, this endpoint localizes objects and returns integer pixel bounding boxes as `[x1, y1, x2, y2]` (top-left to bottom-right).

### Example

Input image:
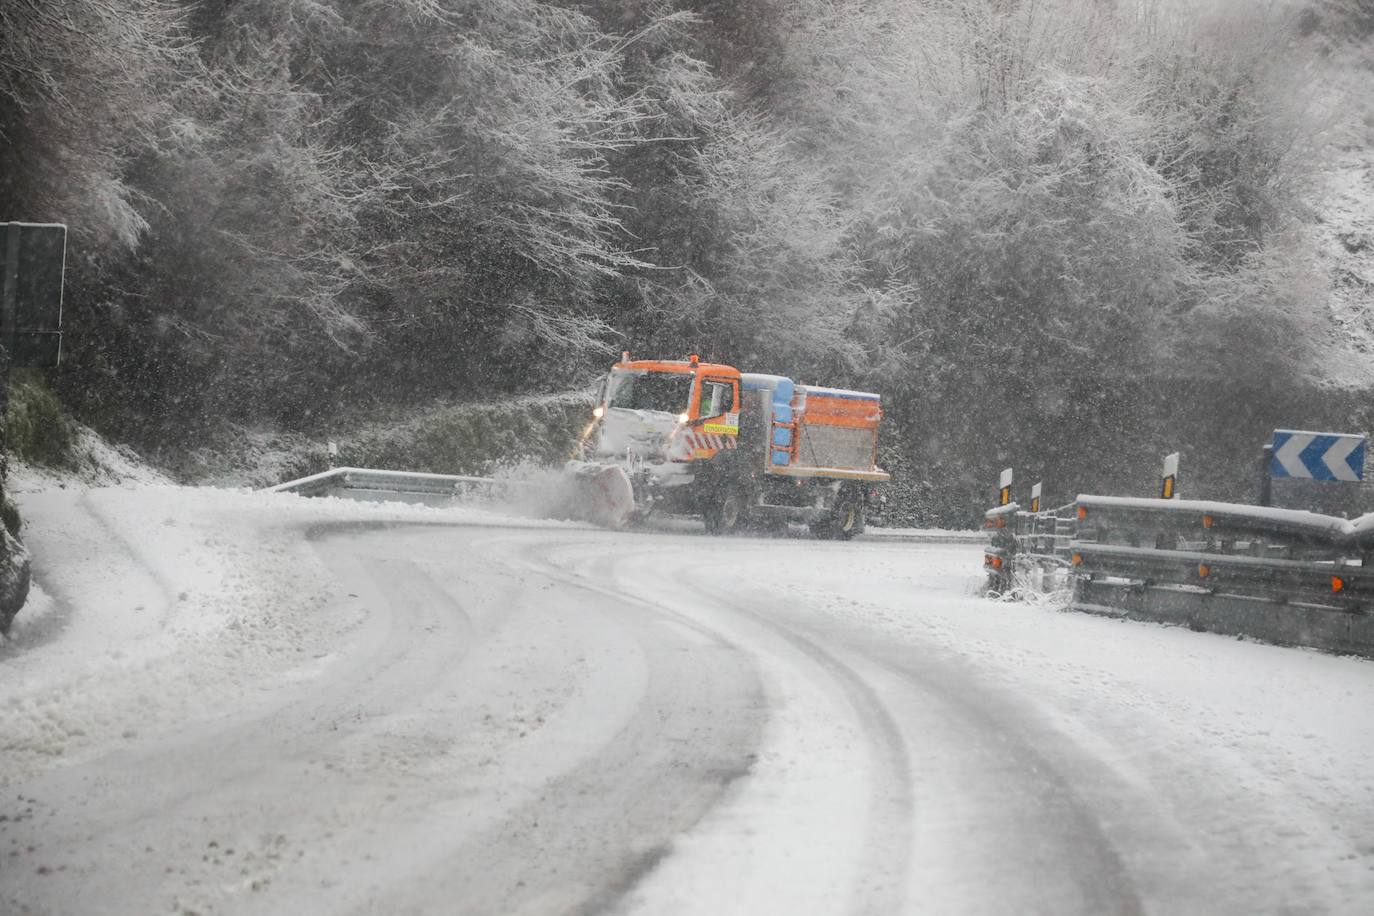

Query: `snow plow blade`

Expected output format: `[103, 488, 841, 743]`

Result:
[562, 462, 635, 529]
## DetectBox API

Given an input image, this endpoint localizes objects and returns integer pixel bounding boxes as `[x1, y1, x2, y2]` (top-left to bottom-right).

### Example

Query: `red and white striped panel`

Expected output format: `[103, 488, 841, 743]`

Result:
[683, 431, 737, 452]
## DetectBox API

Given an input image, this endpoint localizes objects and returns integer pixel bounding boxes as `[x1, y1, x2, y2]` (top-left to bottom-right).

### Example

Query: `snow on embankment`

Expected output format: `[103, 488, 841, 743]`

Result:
[8, 425, 174, 491]
[1312, 33, 1374, 385]
[179, 389, 596, 490]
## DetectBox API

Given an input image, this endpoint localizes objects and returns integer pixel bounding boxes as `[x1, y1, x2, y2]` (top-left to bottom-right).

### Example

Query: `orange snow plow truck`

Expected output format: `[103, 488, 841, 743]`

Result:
[568, 353, 890, 537]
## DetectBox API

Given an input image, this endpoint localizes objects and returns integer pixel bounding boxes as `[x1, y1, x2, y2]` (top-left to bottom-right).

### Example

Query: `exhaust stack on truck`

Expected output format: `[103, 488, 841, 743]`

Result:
[570, 354, 889, 537]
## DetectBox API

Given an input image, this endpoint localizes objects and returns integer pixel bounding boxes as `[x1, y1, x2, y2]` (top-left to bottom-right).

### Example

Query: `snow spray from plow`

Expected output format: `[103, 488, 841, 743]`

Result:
[560, 462, 635, 528]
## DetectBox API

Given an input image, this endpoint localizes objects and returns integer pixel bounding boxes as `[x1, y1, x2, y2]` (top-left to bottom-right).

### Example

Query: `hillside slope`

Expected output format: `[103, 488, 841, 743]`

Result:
[1317, 43, 1374, 380]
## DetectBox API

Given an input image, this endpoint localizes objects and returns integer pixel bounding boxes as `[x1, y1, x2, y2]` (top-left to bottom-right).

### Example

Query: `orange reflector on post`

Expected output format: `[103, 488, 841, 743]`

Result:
[1071, 553, 1082, 566]
[1202, 514, 1214, 528]
[1076, 505, 1087, 521]
[1198, 564, 1211, 578]
[1332, 576, 1345, 593]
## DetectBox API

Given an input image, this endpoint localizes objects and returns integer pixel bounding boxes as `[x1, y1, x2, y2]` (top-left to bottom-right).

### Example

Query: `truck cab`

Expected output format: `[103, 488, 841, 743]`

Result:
[593, 355, 741, 464]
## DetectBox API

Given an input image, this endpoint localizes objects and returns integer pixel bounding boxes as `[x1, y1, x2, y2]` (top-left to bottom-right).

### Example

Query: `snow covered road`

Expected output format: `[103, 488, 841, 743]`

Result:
[3, 486, 1373, 914]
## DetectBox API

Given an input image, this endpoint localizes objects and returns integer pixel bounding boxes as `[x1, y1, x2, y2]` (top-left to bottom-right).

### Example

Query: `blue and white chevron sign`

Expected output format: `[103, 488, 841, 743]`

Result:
[1270, 430, 1367, 482]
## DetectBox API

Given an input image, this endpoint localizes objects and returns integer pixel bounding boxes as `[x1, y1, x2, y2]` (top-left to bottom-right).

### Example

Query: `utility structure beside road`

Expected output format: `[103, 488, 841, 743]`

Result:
[0, 221, 66, 632]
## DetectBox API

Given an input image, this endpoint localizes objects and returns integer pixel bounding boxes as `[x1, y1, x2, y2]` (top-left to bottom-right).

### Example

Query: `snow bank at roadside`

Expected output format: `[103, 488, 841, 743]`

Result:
[7, 425, 174, 492]
[0, 480, 576, 784]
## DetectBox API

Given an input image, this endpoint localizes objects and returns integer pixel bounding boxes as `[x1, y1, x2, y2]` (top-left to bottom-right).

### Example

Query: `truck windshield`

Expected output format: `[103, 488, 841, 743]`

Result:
[606, 370, 693, 414]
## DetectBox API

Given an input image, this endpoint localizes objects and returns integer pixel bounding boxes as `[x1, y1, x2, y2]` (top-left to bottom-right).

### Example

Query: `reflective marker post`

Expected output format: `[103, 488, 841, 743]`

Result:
[1030, 481, 1042, 514]
[1259, 444, 1274, 507]
[998, 468, 1013, 507]
[1161, 452, 1179, 500]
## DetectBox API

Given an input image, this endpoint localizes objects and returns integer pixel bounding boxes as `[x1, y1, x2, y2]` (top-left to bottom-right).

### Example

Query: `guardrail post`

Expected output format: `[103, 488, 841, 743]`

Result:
[983, 502, 1019, 595]
[1161, 452, 1179, 500]
[1259, 444, 1273, 507]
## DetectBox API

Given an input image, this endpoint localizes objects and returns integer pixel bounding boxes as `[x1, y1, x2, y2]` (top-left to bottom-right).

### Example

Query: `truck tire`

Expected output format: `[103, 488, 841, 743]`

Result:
[834, 500, 864, 540]
[811, 495, 864, 540]
[704, 488, 747, 535]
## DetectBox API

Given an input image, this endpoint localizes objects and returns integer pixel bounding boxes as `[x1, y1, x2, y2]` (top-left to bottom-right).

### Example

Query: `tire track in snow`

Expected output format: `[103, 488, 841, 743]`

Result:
[780, 609, 1146, 916]
[527, 537, 913, 914]
[659, 555, 915, 914]
[703, 607, 916, 915]
[2, 529, 490, 914]
[561, 534, 1145, 915]
[686, 548, 1147, 916]
[369, 535, 769, 916]
[11, 506, 1362, 914]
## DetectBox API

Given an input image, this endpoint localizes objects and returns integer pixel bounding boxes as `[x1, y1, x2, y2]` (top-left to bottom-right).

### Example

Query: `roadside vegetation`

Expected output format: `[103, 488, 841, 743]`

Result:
[3, 0, 1371, 522]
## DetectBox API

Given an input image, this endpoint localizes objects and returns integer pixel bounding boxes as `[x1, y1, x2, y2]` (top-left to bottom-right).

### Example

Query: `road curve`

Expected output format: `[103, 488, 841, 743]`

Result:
[4, 510, 1373, 915]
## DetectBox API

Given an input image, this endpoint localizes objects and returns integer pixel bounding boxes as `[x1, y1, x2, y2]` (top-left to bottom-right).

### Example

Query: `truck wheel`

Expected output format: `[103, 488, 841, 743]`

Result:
[704, 488, 747, 535]
[833, 501, 864, 540]
[811, 499, 864, 540]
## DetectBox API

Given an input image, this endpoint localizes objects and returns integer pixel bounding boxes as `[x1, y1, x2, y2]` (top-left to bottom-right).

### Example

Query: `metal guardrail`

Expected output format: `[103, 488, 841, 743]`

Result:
[1072, 543, 1374, 606]
[1074, 495, 1356, 555]
[267, 467, 514, 499]
[1069, 497, 1373, 608]
[983, 501, 1076, 594]
[985, 493, 1374, 656]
